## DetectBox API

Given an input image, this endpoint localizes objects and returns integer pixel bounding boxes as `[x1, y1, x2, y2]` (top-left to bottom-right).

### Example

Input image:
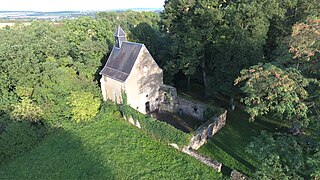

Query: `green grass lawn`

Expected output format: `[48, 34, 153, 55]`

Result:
[0, 109, 221, 179]
[198, 108, 288, 176]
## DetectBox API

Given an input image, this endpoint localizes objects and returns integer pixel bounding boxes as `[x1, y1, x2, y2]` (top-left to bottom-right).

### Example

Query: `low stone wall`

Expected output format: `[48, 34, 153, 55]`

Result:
[230, 170, 249, 180]
[182, 147, 222, 172]
[189, 110, 227, 150]
[176, 97, 206, 121]
[123, 115, 141, 129]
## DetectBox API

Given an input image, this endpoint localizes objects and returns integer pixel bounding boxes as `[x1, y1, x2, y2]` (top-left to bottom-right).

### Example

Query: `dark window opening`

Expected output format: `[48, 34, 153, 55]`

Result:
[145, 102, 150, 113]
[179, 108, 183, 115]
[194, 107, 198, 113]
[146, 94, 148, 97]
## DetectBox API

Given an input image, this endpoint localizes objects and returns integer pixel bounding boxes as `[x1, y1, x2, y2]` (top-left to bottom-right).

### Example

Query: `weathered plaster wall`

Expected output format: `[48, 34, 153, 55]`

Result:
[125, 45, 163, 114]
[101, 76, 124, 104]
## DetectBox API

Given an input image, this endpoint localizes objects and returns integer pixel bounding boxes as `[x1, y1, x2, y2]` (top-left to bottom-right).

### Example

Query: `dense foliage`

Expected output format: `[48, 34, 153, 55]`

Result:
[160, 0, 319, 178]
[67, 91, 100, 123]
[235, 63, 309, 124]
[0, 4, 319, 178]
[0, 11, 161, 167]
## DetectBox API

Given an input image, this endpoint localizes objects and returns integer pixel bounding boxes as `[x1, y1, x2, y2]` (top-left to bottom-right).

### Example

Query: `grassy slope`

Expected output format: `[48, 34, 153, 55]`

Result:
[198, 109, 287, 176]
[0, 110, 221, 179]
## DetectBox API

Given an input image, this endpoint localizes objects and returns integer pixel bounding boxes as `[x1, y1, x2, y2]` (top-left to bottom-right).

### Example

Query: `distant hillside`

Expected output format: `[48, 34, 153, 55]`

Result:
[0, 9, 163, 21]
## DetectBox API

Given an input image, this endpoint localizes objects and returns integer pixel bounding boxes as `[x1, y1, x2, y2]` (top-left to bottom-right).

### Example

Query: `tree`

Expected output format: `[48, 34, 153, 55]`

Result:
[161, 0, 298, 99]
[289, 17, 320, 75]
[246, 131, 306, 179]
[308, 149, 320, 179]
[235, 63, 309, 125]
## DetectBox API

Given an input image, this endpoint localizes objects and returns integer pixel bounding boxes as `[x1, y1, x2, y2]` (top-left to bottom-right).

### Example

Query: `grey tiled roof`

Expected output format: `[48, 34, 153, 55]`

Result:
[100, 42, 143, 82]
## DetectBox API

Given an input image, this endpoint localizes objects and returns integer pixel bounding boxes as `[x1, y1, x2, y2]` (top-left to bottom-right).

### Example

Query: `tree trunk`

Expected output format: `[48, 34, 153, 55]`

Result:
[230, 96, 235, 110]
[187, 76, 191, 90]
[201, 60, 208, 98]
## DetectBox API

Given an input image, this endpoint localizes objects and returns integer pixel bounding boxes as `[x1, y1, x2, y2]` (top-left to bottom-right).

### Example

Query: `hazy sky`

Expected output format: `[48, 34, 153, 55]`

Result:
[0, 0, 165, 11]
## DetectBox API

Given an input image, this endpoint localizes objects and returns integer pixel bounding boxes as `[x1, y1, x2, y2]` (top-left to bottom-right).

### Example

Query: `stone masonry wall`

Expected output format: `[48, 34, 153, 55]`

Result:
[159, 84, 206, 121]
[188, 110, 227, 150]
[182, 146, 222, 172]
[176, 97, 206, 121]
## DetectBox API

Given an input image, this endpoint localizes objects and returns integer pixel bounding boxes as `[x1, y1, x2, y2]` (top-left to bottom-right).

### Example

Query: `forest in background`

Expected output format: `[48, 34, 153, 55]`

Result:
[0, 0, 319, 178]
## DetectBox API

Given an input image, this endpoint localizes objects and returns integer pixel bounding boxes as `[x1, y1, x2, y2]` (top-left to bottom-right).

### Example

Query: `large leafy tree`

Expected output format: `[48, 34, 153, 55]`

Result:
[237, 16, 319, 179]
[161, 0, 300, 99]
[246, 131, 306, 179]
[236, 17, 319, 125]
[234, 63, 309, 124]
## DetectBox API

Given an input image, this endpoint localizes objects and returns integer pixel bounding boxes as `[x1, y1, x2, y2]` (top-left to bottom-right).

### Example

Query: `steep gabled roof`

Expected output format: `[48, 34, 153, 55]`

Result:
[100, 42, 143, 82]
[114, 26, 126, 37]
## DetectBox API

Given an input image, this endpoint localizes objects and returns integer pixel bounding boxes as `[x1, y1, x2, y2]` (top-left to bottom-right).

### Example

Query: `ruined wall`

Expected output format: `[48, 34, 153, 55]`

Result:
[158, 84, 178, 112]
[122, 111, 223, 173]
[158, 85, 206, 121]
[182, 147, 222, 172]
[189, 110, 227, 150]
[176, 97, 206, 121]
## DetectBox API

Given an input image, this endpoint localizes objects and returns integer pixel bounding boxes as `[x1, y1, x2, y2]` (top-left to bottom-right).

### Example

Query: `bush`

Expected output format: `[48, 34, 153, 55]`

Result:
[67, 91, 100, 123]
[0, 121, 45, 164]
[121, 105, 190, 147]
[11, 98, 44, 122]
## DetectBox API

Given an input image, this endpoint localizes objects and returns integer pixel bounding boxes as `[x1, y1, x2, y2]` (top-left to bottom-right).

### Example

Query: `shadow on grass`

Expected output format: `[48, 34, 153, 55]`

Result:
[215, 139, 255, 176]
[198, 108, 288, 177]
[151, 111, 202, 133]
[0, 128, 114, 179]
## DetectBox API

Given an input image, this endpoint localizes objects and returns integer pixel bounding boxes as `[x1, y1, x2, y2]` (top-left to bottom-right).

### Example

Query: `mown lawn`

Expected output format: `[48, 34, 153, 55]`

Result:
[0, 109, 221, 179]
[198, 109, 288, 176]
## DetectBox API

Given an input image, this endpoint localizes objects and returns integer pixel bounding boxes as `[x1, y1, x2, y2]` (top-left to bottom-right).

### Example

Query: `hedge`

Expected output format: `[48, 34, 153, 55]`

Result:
[121, 104, 191, 147]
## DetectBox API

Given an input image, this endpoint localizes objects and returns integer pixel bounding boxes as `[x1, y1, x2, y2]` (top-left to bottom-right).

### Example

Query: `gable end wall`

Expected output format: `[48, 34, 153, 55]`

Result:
[125, 46, 163, 114]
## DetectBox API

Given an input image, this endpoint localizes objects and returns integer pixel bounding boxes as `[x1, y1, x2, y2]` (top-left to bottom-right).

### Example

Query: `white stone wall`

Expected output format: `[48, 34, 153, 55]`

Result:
[125, 45, 163, 114]
[101, 76, 124, 104]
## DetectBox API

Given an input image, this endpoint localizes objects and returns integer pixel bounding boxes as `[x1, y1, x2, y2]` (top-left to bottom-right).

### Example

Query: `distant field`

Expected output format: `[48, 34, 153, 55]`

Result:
[0, 22, 31, 28]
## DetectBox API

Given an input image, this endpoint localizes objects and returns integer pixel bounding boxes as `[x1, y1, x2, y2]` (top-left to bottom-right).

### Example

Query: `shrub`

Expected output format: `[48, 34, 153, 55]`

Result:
[67, 91, 100, 123]
[11, 97, 44, 122]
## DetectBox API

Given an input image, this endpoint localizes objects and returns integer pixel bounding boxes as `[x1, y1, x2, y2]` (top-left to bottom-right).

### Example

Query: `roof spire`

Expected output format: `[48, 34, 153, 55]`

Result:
[114, 26, 126, 48]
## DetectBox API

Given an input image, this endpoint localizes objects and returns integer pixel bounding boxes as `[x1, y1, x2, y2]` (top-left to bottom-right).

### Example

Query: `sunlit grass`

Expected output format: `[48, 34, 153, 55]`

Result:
[0, 109, 221, 179]
[198, 109, 287, 176]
